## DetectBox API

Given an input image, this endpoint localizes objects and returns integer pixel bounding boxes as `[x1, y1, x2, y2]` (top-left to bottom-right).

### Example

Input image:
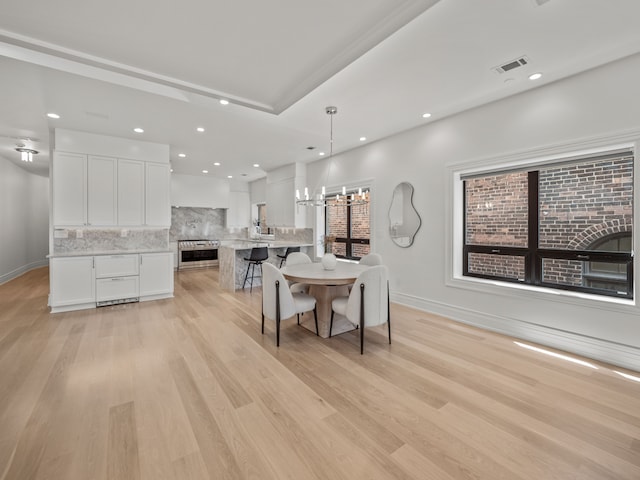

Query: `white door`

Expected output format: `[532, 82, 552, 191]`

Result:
[118, 159, 145, 225]
[145, 163, 171, 226]
[50, 256, 95, 306]
[52, 152, 87, 226]
[88, 155, 117, 225]
[139, 252, 174, 296]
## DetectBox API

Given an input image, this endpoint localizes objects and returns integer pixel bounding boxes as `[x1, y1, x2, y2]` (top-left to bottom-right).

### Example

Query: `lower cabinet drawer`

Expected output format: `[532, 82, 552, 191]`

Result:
[96, 276, 139, 302]
[95, 255, 139, 278]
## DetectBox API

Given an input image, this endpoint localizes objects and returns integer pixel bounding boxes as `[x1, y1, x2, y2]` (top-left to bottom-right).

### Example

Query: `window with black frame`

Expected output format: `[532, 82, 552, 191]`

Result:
[325, 192, 371, 260]
[463, 149, 634, 298]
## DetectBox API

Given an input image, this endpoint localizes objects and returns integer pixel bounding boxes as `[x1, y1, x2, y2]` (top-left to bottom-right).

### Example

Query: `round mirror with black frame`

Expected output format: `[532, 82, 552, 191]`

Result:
[388, 182, 421, 247]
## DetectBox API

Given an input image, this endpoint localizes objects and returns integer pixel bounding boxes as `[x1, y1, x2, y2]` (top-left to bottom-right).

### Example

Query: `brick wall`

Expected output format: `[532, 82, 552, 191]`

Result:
[465, 155, 633, 285]
[326, 197, 371, 258]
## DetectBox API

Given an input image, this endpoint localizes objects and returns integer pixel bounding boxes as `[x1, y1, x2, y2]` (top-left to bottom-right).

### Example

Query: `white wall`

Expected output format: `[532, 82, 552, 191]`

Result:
[171, 173, 230, 208]
[0, 157, 49, 283]
[306, 53, 640, 369]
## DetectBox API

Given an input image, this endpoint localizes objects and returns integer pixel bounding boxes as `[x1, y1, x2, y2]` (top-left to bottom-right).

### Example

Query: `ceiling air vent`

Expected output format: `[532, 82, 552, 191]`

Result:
[493, 56, 529, 74]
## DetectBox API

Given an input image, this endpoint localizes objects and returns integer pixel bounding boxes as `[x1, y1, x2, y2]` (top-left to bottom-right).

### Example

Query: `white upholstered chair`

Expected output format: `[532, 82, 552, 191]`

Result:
[285, 252, 312, 294]
[359, 253, 383, 266]
[262, 263, 318, 346]
[330, 265, 390, 354]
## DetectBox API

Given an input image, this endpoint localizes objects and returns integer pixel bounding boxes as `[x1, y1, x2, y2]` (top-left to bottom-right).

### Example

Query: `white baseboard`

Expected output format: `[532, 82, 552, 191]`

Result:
[391, 291, 640, 372]
[139, 292, 174, 302]
[0, 260, 49, 286]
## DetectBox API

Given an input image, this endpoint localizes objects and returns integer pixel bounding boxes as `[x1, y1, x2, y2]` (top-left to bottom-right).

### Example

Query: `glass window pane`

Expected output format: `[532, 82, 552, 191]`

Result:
[350, 202, 370, 239]
[539, 156, 633, 251]
[465, 172, 528, 247]
[326, 202, 347, 237]
[352, 243, 370, 258]
[467, 253, 525, 280]
[542, 258, 629, 295]
[331, 242, 346, 257]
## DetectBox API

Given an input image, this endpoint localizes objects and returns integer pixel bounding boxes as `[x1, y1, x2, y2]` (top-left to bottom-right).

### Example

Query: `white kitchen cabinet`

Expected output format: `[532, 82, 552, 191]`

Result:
[53, 152, 87, 226]
[95, 254, 140, 305]
[88, 155, 117, 225]
[145, 162, 171, 226]
[50, 256, 96, 310]
[96, 276, 139, 303]
[95, 254, 139, 278]
[117, 159, 145, 225]
[139, 252, 174, 297]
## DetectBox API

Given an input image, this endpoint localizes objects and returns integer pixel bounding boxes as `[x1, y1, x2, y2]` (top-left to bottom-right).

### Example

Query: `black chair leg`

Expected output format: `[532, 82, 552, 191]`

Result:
[359, 283, 365, 355]
[329, 310, 334, 337]
[387, 281, 391, 345]
[243, 262, 251, 289]
[261, 307, 265, 335]
[297, 313, 300, 325]
[314, 306, 319, 336]
[275, 280, 281, 347]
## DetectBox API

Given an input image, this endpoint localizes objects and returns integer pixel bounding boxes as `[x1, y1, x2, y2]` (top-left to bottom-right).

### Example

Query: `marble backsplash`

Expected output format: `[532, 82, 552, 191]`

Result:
[170, 207, 226, 241]
[53, 228, 168, 254]
[271, 227, 313, 243]
[170, 206, 313, 243]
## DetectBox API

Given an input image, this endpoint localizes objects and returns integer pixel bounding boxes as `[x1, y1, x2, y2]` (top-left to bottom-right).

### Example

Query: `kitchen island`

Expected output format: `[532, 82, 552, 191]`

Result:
[219, 241, 313, 292]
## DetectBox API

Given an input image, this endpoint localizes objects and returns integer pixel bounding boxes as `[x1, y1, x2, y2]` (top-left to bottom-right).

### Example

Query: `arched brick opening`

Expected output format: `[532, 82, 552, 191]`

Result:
[567, 219, 633, 250]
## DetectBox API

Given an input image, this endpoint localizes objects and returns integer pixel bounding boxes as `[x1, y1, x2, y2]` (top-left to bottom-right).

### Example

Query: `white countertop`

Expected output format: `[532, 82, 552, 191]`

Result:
[220, 241, 313, 250]
[48, 248, 173, 258]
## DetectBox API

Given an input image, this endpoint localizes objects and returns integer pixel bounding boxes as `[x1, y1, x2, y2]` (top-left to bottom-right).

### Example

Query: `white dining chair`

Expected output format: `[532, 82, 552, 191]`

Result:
[359, 253, 383, 265]
[284, 252, 312, 295]
[262, 262, 318, 346]
[330, 265, 390, 354]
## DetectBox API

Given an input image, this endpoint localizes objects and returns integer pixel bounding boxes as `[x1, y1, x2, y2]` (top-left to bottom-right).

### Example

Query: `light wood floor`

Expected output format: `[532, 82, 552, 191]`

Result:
[1, 267, 639, 480]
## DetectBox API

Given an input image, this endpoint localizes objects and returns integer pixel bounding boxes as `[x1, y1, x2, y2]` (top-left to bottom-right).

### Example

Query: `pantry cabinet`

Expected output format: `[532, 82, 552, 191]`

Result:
[52, 153, 170, 227]
[145, 162, 171, 226]
[88, 155, 117, 225]
[117, 159, 145, 225]
[52, 152, 87, 226]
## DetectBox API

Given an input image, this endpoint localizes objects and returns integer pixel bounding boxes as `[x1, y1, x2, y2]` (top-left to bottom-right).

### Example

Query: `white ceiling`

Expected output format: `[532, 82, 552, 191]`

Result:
[1, 0, 640, 180]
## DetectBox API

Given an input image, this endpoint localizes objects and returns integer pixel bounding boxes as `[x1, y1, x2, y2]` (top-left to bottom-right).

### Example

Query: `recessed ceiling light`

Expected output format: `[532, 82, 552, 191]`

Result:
[214, 162, 221, 166]
[170, 168, 173, 172]
[47, 113, 60, 119]
[422, 113, 432, 119]
[529, 72, 542, 80]
[219, 99, 229, 105]
[253, 163, 260, 168]
[319, 152, 325, 156]
[178, 153, 186, 158]
[202, 170, 208, 174]
[196, 127, 205, 132]
[359, 137, 367, 142]
[134, 127, 144, 133]
[227, 175, 233, 179]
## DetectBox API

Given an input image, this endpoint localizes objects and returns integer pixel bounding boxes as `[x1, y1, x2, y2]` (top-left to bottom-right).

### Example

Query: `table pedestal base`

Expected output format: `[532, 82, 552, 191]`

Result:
[298, 284, 355, 338]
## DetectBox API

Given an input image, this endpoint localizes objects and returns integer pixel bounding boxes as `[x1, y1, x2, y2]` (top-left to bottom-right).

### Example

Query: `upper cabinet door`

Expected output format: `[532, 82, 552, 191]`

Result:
[88, 155, 117, 226]
[145, 162, 171, 226]
[53, 152, 87, 226]
[118, 159, 145, 225]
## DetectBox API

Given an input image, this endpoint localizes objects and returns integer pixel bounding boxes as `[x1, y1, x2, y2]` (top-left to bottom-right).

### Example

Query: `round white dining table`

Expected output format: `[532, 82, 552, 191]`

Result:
[280, 262, 370, 338]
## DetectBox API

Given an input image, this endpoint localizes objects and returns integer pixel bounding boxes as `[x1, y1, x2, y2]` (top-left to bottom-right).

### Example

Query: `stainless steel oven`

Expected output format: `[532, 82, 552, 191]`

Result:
[178, 240, 220, 270]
